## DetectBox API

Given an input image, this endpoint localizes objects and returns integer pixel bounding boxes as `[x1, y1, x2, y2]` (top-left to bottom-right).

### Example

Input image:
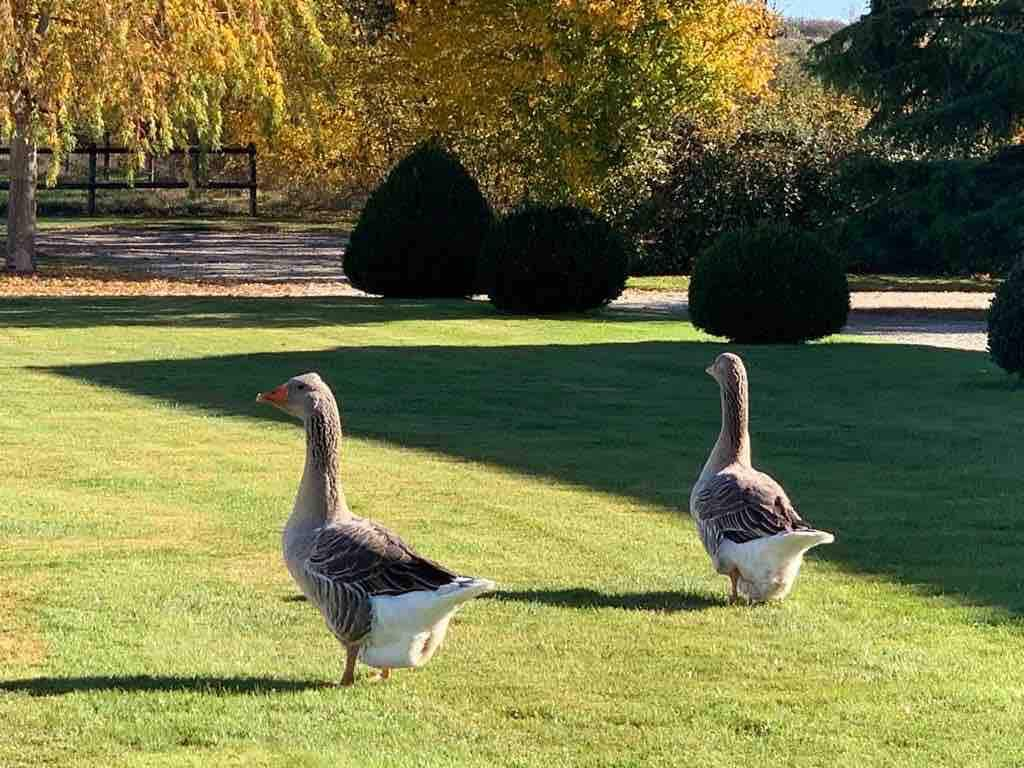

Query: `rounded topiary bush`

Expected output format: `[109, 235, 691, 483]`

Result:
[988, 256, 1024, 379]
[688, 222, 849, 343]
[343, 140, 493, 297]
[482, 204, 629, 313]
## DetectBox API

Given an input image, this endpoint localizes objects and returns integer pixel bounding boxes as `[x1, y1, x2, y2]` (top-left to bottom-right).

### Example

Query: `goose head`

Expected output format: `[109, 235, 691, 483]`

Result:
[256, 372, 335, 421]
[705, 352, 746, 386]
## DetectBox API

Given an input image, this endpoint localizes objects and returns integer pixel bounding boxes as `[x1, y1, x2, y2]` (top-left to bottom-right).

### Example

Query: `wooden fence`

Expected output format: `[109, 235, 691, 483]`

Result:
[0, 143, 258, 216]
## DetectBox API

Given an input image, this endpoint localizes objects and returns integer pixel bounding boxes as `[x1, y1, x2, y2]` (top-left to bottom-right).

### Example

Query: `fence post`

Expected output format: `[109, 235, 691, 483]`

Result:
[87, 144, 97, 216]
[248, 143, 257, 217]
[103, 132, 110, 181]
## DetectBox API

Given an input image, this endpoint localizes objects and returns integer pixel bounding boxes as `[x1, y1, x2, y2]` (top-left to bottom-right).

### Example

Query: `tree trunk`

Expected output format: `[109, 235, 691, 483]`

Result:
[6, 116, 37, 274]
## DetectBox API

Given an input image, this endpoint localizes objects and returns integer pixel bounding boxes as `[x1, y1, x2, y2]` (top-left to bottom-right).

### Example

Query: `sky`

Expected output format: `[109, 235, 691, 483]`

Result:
[773, 0, 869, 21]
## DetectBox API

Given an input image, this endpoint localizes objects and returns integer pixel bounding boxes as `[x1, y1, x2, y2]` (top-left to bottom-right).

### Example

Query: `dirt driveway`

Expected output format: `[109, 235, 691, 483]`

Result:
[19, 227, 992, 352]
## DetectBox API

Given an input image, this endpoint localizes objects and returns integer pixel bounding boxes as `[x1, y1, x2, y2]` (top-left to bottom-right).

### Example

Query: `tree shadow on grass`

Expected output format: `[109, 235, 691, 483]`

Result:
[0, 296, 486, 329]
[0, 675, 326, 697]
[0, 295, 682, 330]
[32, 329, 1024, 617]
[489, 588, 724, 612]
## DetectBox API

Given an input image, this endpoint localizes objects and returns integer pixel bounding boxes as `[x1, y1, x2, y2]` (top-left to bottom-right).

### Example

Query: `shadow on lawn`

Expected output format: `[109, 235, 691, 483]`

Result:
[0, 675, 326, 697]
[490, 588, 724, 612]
[0, 295, 682, 329]
[27, 298, 1024, 617]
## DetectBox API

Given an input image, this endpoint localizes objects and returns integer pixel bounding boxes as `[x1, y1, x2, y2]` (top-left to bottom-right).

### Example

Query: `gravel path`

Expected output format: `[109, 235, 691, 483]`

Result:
[613, 290, 991, 351]
[39, 228, 351, 283]
[25, 227, 992, 352]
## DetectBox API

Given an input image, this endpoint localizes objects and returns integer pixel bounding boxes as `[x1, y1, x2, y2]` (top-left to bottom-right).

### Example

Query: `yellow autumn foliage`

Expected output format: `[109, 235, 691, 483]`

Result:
[256, 0, 777, 210]
[1, 0, 777, 211]
[0, 0, 325, 179]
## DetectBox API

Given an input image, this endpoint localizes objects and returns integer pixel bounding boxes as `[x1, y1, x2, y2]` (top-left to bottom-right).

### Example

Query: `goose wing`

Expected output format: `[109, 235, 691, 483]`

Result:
[305, 519, 458, 597]
[692, 467, 809, 546]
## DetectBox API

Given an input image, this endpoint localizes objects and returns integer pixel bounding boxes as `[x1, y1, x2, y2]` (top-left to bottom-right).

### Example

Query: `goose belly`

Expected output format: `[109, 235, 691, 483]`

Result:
[358, 578, 495, 669]
[358, 593, 458, 669]
[282, 520, 320, 599]
[734, 550, 804, 602]
[718, 531, 830, 603]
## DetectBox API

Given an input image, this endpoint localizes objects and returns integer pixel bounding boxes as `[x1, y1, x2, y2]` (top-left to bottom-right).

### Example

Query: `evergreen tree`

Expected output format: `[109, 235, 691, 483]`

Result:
[809, 0, 1024, 151]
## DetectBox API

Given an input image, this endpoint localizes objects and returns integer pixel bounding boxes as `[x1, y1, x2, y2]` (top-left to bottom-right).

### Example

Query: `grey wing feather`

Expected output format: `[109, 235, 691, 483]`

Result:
[302, 519, 459, 645]
[307, 520, 458, 595]
[693, 469, 809, 551]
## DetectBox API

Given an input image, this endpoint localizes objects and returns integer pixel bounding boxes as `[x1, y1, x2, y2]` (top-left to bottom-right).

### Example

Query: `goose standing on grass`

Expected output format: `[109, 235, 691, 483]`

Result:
[257, 373, 495, 686]
[690, 353, 834, 603]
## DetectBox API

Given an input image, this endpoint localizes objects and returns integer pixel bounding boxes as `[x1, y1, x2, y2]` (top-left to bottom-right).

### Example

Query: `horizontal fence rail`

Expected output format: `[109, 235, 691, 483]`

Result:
[0, 143, 258, 215]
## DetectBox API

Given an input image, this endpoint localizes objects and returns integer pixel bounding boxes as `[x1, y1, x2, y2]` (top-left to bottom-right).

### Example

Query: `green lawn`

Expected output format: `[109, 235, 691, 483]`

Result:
[627, 275, 692, 292]
[1, 297, 1022, 767]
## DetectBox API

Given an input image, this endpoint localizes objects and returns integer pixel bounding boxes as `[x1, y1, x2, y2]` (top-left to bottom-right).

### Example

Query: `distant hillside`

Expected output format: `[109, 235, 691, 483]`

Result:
[781, 17, 847, 42]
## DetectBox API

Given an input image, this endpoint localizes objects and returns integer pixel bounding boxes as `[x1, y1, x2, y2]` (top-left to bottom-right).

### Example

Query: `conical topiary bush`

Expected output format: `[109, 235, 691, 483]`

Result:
[343, 139, 494, 297]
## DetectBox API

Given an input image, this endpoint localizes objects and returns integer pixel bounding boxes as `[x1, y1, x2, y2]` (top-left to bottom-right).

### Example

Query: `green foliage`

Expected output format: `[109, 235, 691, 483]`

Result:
[688, 222, 849, 343]
[630, 47, 870, 276]
[343, 141, 493, 297]
[482, 205, 629, 313]
[809, 0, 1024, 151]
[988, 256, 1024, 377]
[835, 146, 1024, 275]
[634, 125, 848, 275]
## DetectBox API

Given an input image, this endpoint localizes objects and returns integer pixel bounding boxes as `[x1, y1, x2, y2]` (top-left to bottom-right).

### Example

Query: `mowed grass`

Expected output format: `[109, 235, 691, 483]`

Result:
[1, 296, 1022, 767]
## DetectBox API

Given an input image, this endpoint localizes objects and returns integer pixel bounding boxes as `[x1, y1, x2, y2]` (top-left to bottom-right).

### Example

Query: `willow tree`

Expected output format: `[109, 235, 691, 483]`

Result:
[809, 0, 1024, 151]
[0, 0, 324, 273]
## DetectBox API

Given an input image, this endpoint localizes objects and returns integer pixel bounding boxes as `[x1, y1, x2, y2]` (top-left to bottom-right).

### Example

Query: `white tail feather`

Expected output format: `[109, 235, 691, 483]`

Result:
[721, 530, 833, 603]
[360, 578, 495, 669]
[750, 530, 834, 563]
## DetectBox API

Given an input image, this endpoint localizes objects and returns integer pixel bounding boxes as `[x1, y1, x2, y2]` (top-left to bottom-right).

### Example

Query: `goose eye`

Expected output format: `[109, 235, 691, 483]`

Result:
[296, 383, 307, 391]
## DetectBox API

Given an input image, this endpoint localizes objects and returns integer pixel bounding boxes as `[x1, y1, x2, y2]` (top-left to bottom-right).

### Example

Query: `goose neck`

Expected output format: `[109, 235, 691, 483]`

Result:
[295, 400, 350, 525]
[715, 373, 751, 468]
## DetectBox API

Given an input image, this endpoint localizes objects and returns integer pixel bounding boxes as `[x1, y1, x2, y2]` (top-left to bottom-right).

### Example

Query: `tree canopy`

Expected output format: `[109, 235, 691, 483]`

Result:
[1, 0, 325, 165]
[809, 0, 1024, 151]
[1, 0, 325, 271]
[261, 0, 778, 209]
[2, 0, 779, 272]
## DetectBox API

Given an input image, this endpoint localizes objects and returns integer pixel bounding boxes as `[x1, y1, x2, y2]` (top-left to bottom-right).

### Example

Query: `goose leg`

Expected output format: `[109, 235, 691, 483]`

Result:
[728, 569, 740, 604]
[340, 644, 359, 686]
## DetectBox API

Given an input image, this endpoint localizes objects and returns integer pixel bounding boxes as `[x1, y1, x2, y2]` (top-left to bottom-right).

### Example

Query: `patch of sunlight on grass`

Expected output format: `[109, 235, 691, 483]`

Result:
[1, 296, 1022, 767]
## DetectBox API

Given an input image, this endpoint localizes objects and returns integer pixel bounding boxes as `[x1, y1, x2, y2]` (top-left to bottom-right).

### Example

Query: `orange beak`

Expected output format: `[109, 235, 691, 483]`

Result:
[256, 383, 288, 405]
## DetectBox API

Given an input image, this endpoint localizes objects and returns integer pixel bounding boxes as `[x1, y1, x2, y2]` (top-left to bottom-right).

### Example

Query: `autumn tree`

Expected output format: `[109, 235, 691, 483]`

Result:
[263, 0, 777, 211]
[0, 0, 324, 273]
[809, 0, 1024, 151]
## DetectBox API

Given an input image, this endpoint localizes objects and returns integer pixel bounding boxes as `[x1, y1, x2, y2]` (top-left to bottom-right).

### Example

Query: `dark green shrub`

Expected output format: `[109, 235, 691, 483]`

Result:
[988, 257, 1024, 378]
[482, 204, 629, 314]
[689, 222, 849, 343]
[343, 140, 493, 297]
[635, 123, 847, 276]
[836, 149, 1024, 276]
